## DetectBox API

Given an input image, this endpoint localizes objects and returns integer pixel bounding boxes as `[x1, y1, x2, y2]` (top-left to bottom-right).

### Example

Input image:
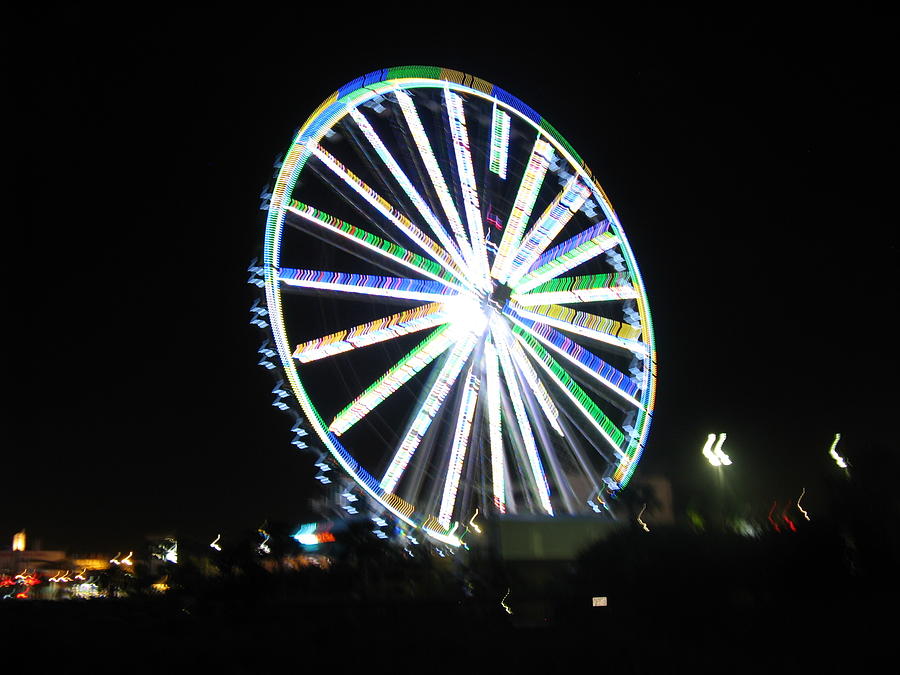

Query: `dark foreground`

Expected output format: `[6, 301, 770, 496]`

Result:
[3, 525, 896, 672]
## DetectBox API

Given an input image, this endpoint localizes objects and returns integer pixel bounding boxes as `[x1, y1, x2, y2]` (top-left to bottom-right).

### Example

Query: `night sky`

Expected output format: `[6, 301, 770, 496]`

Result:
[8, 10, 896, 552]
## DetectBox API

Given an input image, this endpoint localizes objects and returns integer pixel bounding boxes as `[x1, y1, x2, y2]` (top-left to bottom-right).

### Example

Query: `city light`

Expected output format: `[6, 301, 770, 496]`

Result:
[828, 433, 848, 469]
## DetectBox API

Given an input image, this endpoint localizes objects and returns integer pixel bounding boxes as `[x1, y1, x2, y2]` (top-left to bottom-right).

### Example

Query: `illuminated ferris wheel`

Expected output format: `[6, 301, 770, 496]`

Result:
[258, 67, 657, 546]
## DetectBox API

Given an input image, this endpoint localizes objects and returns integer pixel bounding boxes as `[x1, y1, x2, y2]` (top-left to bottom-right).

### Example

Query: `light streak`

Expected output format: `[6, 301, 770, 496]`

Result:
[712, 433, 731, 465]
[494, 326, 553, 515]
[513, 221, 619, 293]
[492, 138, 554, 283]
[329, 325, 456, 435]
[438, 368, 481, 528]
[701, 434, 719, 466]
[210, 534, 222, 551]
[506, 335, 564, 436]
[468, 508, 483, 534]
[507, 176, 593, 285]
[797, 488, 810, 521]
[484, 340, 507, 513]
[501, 588, 513, 615]
[505, 307, 642, 407]
[510, 302, 648, 356]
[394, 89, 474, 268]
[294, 303, 447, 363]
[829, 433, 848, 469]
[310, 143, 465, 281]
[510, 302, 647, 355]
[285, 201, 463, 289]
[768, 501, 781, 533]
[445, 89, 491, 288]
[278, 268, 456, 302]
[512, 326, 626, 458]
[512, 272, 638, 306]
[489, 103, 510, 179]
[381, 333, 479, 493]
[782, 505, 797, 532]
[637, 504, 650, 532]
[348, 108, 469, 273]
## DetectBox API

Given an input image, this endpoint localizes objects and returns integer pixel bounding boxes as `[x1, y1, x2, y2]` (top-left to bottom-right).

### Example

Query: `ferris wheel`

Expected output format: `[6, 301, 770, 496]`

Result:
[258, 66, 657, 546]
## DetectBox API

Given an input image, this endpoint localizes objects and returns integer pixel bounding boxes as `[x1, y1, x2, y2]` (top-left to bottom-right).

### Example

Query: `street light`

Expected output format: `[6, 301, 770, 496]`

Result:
[702, 433, 732, 531]
[702, 433, 731, 466]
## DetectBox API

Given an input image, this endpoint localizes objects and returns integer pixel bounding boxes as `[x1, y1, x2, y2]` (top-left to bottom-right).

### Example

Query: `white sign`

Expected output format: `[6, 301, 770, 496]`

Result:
[592, 596, 608, 607]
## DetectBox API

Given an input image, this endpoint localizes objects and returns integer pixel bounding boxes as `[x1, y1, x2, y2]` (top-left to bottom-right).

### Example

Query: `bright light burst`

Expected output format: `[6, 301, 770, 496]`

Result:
[261, 67, 657, 541]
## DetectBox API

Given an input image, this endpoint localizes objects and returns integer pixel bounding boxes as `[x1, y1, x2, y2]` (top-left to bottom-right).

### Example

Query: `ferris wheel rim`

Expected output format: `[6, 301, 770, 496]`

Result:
[261, 66, 657, 543]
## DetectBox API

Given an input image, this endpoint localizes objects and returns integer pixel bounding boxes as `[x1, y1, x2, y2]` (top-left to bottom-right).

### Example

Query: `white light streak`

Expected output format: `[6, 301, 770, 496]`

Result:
[394, 89, 474, 269]
[438, 368, 481, 528]
[381, 333, 479, 493]
[494, 326, 553, 515]
[484, 340, 507, 513]
[445, 89, 491, 289]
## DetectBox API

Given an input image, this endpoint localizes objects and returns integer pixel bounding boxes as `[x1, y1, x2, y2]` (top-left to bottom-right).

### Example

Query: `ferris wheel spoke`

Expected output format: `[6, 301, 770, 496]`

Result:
[511, 272, 638, 306]
[437, 367, 481, 528]
[445, 89, 491, 288]
[510, 302, 648, 356]
[489, 103, 511, 179]
[278, 268, 458, 302]
[492, 137, 555, 283]
[293, 302, 447, 363]
[511, 324, 627, 460]
[493, 326, 554, 515]
[483, 339, 507, 514]
[506, 176, 594, 286]
[309, 143, 468, 285]
[329, 324, 456, 435]
[347, 108, 470, 274]
[504, 333, 565, 436]
[285, 201, 463, 291]
[393, 89, 475, 270]
[380, 332, 479, 494]
[513, 220, 619, 293]
[504, 307, 643, 408]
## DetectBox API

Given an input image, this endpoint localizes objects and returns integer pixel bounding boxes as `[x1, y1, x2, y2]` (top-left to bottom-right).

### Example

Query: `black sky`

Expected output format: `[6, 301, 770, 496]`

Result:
[7, 10, 897, 551]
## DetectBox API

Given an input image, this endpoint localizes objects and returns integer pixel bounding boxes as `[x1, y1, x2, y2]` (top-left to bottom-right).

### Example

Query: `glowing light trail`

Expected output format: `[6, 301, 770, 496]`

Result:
[489, 104, 510, 179]
[712, 433, 731, 465]
[797, 488, 810, 521]
[278, 269, 456, 302]
[330, 325, 456, 435]
[507, 176, 593, 286]
[512, 326, 626, 458]
[310, 143, 466, 282]
[438, 368, 481, 528]
[381, 333, 480, 493]
[494, 326, 553, 515]
[445, 90, 491, 288]
[637, 503, 650, 532]
[348, 108, 469, 273]
[293, 303, 447, 363]
[394, 89, 474, 268]
[511, 303, 647, 355]
[514, 221, 619, 293]
[829, 433, 848, 469]
[513, 272, 637, 306]
[484, 339, 507, 513]
[492, 138, 554, 283]
[506, 336, 564, 436]
[505, 307, 642, 407]
[285, 201, 462, 289]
